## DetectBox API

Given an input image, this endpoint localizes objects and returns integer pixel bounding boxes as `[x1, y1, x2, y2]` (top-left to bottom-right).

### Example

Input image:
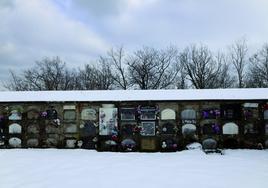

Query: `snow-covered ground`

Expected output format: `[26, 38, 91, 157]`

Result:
[0, 149, 268, 188]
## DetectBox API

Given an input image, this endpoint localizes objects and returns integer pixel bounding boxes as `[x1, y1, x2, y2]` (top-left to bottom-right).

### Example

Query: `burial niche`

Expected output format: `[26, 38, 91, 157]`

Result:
[9, 137, 21, 147]
[81, 108, 97, 121]
[140, 122, 155, 136]
[161, 109, 176, 120]
[222, 122, 239, 135]
[182, 124, 197, 136]
[9, 123, 22, 134]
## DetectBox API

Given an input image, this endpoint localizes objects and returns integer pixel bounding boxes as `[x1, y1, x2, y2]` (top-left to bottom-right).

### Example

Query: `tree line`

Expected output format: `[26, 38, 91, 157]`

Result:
[4, 39, 268, 91]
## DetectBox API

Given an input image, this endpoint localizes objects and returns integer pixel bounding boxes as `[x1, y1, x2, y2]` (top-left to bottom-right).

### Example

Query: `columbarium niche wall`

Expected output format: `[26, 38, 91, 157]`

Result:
[79, 104, 99, 149]
[119, 107, 138, 151]
[138, 105, 159, 151]
[0, 106, 7, 147]
[158, 102, 178, 151]
[43, 104, 63, 148]
[7, 105, 23, 148]
[98, 104, 119, 151]
[62, 104, 78, 148]
[180, 104, 199, 145]
[25, 105, 43, 148]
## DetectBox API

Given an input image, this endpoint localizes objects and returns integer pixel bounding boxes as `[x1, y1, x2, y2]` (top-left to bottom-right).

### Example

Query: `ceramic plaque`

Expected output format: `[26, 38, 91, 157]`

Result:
[99, 108, 118, 136]
[64, 124, 77, 133]
[8, 110, 22, 121]
[140, 122, 155, 136]
[161, 109, 176, 120]
[27, 138, 39, 147]
[9, 137, 21, 147]
[181, 109, 196, 120]
[81, 108, 97, 120]
[222, 122, 239, 135]
[66, 139, 76, 148]
[27, 124, 39, 134]
[9, 123, 22, 134]
[182, 124, 196, 135]
[63, 110, 76, 120]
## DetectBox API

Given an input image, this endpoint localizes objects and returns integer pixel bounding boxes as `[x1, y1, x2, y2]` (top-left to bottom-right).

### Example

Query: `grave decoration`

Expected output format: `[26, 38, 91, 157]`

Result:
[202, 109, 220, 119]
[202, 138, 222, 154]
[161, 122, 176, 134]
[203, 123, 220, 135]
[8, 110, 22, 121]
[137, 105, 159, 120]
[41, 107, 61, 126]
[161, 139, 177, 150]
[121, 138, 136, 151]
[99, 107, 118, 136]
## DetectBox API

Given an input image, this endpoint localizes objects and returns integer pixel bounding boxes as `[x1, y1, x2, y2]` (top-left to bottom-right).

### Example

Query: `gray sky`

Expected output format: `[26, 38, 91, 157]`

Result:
[1, 0, 268, 87]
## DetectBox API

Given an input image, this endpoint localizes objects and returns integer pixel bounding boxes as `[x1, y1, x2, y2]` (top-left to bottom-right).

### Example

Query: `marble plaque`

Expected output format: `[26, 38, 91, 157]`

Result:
[140, 122, 155, 136]
[27, 124, 39, 134]
[161, 109, 176, 120]
[99, 108, 118, 136]
[9, 110, 22, 121]
[182, 124, 196, 135]
[66, 139, 76, 148]
[9, 137, 21, 147]
[181, 109, 196, 120]
[223, 122, 239, 135]
[64, 124, 77, 133]
[81, 108, 97, 120]
[63, 110, 76, 120]
[27, 138, 39, 147]
[9, 123, 22, 134]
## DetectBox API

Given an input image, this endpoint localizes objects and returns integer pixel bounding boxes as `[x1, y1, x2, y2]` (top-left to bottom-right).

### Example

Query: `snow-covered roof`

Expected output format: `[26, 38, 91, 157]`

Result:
[0, 88, 267, 102]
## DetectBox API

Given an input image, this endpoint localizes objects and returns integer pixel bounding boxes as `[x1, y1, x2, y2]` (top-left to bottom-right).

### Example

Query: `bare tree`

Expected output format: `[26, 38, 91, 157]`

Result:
[179, 45, 223, 89]
[229, 39, 248, 88]
[126, 47, 179, 89]
[246, 44, 268, 88]
[106, 47, 129, 89]
[5, 57, 77, 91]
[214, 53, 235, 88]
[4, 71, 29, 91]
[77, 58, 114, 90]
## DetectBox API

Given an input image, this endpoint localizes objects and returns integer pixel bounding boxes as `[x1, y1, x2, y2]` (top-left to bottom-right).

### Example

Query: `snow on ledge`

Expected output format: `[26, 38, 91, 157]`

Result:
[0, 88, 267, 102]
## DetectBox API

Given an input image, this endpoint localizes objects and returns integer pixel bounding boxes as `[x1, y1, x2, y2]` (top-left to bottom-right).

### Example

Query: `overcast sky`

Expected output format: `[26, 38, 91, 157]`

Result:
[1, 0, 268, 86]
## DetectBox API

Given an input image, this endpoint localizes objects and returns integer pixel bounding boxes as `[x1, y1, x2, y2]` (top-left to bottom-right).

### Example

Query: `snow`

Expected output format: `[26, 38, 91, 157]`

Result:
[0, 149, 268, 188]
[0, 88, 268, 102]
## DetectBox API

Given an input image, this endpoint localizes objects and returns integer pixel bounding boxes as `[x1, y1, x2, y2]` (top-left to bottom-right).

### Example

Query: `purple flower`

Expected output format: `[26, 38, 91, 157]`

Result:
[40, 111, 47, 117]
[0, 115, 4, 121]
[202, 111, 209, 118]
[215, 110, 221, 117]
[212, 124, 220, 134]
